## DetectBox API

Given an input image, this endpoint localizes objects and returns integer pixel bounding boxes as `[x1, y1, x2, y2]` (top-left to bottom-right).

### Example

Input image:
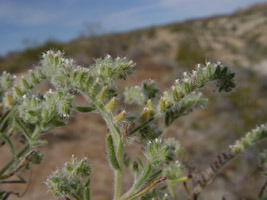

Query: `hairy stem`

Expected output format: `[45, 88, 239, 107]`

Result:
[167, 180, 177, 200]
[120, 163, 152, 200]
[113, 139, 123, 200]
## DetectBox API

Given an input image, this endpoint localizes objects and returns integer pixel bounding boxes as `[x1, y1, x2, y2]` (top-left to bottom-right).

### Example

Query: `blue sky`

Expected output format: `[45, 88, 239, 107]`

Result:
[0, 0, 266, 55]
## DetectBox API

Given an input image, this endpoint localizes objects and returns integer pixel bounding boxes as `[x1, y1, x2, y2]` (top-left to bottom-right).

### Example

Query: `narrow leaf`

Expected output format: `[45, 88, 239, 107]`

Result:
[83, 187, 90, 200]
[14, 118, 32, 142]
[51, 120, 66, 127]
[30, 140, 47, 147]
[0, 132, 15, 159]
[75, 106, 96, 113]
[106, 134, 120, 170]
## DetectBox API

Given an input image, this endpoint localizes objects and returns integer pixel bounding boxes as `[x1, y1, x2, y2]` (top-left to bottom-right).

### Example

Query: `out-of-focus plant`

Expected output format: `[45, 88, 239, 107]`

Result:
[0, 50, 266, 200]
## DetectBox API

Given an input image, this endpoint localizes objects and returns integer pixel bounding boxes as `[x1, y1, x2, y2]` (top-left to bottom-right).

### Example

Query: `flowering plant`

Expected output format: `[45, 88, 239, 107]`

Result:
[0, 51, 266, 200]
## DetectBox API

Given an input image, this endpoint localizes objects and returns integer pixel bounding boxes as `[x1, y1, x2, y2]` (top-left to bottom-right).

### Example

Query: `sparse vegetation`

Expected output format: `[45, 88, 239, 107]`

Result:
[175, 36, 208, 69]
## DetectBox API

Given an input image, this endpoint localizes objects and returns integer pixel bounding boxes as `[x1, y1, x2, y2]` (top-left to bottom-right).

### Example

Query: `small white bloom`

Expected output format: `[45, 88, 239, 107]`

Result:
[163, 91, 168, 96]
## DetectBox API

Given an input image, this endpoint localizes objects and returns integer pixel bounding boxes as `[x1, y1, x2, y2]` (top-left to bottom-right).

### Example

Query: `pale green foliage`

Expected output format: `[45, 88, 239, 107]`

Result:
[0, 50, 266, 200]
[124, 80, 159, 106]
[0, 71, 15, 98]
[18, 91, 73, 127]
[230, 123, 267, 155]
[144, 138, 174, 165]
[191, 123, 267, 199]
[91, 55, 135, 83]
[163, 161, 183, 181]
[46, 155, 91, 199]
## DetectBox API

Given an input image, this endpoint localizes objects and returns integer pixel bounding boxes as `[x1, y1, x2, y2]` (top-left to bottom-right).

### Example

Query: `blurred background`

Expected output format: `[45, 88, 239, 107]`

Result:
[0, 0, 267, 199]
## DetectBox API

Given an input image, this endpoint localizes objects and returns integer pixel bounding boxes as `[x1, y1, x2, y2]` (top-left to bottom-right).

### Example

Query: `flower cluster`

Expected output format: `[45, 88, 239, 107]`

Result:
[144, 138, 181, 165]
[230, 123, 267, 155]
[0, 71, 16, 98]
[18, 90, 73, 128]
[124, 80, 159, 106]
[4, 50, 265, 200]
[46, 155, 91, 200]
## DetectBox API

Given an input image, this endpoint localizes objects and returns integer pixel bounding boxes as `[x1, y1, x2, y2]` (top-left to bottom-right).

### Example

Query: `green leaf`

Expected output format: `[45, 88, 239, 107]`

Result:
[0, 132, 15, 159]
[0, 108, 16, 132]
[83, 187, 90, 200]
[14, 118, 32, 142]
[75, 106, 96, 113]
[137, 156, 144, 169]
[106, 134, 120, 170]
[30, 140, 47, 147]
[134, 163, 152, 191]
[51, 120, 66, 127]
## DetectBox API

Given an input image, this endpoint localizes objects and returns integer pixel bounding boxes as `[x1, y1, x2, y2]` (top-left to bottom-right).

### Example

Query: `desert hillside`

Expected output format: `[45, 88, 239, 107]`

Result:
[0, 3, 267, 200]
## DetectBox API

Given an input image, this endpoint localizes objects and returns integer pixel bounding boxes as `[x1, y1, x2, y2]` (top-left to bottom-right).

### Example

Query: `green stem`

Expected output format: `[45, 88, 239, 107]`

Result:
[102, 111, 121, 144]
[167, 180, 176, 200]
[31, 125, 41, 140]
[98, 105, 123, 200]
[82, 97, 123, 199]
[114, 169, 122, 200]
[114, 138, 123, 200]
[120, 163, 152, 200]
[14, 118, 33, 142]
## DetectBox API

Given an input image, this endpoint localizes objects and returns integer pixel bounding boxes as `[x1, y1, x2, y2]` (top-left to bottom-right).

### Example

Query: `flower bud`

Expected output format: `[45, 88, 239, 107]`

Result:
[36, 67, 46, 79]
[139, 107, 148, 123]
[21, 78, 31, 90]
[4, 93, 13, 107]
[89, 80, 99, 96]
[113, 110, 126, 124]
[96, 86, 107, 103]
[29, 70, 38, 84]
[171, 86, 179, 102]
[13, 85, 22, 97]
[146, 100, 155, 117]
[105, 97, 116, 113]
[157, 97, 166, 113]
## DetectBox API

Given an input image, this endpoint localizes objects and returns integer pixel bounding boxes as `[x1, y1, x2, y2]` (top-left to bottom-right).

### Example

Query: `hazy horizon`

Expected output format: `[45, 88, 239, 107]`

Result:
[1, 0, 266, 56]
